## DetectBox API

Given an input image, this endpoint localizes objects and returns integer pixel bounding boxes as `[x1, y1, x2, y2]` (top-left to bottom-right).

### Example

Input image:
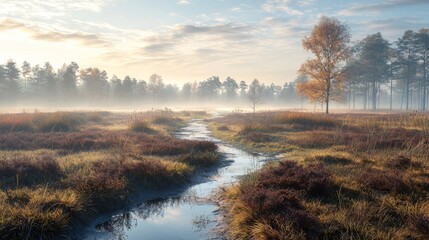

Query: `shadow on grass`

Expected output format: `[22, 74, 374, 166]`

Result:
[315, 155, 353, 165]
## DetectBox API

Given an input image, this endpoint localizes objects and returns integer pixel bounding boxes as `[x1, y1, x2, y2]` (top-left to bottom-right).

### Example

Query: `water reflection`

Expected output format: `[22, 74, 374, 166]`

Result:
[95, 213, 135, 240]
[86, 120, 272, 240]
[93, 195, 219, 240]
[95, 195, 205, 238]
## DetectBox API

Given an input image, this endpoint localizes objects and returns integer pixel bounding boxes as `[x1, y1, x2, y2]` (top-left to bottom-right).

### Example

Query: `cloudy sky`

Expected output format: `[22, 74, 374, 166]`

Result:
[0, 0, 428, 85]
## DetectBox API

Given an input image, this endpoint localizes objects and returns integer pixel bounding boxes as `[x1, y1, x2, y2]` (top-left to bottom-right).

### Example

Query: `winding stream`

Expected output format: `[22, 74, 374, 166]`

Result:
[83, 119, 274, 240]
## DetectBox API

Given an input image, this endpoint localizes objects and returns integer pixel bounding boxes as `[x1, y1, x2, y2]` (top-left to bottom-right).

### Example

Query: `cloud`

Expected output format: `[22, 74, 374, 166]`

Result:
[174, 23, 254, 39]
[338, 0, 429, 16]
[230, 7, 242, 13]
[296, 0, 315, 6]
[140, 23, 256, 53]
[353, 17, 428, 39]
[261, 17, 310, 37]
[262, 0, 303, 15]
[99, 22, 260, 70]
[143, 42, 175, 53]
[0, 18, 108, 47]
[177, 0, 190, 5]
[0, 0, 113, 20]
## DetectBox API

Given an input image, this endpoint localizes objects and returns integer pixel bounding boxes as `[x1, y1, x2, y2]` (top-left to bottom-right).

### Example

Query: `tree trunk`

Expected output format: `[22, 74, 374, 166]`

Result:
[401, 79, 406, 110]
[363, 80, 367, 110]
[423, 54, 427, 111]
[390, 64, 393, 111]
[325, 78, 330, 114]
[372, 80, 377, 112]
[406, 62, 410, 111]
[348, 84, 351, 109]
[353, 82, 356, 110]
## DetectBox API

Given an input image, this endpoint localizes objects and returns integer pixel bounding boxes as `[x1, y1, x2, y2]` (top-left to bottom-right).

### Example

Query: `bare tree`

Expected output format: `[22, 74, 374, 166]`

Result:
[248, 79, 262, 113]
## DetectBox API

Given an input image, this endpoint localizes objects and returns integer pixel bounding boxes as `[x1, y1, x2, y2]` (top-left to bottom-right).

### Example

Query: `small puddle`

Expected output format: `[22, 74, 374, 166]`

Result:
[83, 119, 274, 239]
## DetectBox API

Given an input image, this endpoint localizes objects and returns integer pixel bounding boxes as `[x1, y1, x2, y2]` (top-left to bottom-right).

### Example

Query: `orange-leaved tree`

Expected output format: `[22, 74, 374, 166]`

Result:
[298, 16, 351, 114]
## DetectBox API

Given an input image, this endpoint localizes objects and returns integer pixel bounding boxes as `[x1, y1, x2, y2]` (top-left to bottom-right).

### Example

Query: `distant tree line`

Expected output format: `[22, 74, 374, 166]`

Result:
[297, 16, 429, 113]
[344, 29, 429, 111]
[0, 61, 303, 108]
[2, 18, 426, 112]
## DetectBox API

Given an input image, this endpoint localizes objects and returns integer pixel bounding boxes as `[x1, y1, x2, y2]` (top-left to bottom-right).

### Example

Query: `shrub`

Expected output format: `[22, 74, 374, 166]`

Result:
[36, 113, 83, 132]
[357, 168, 411, 194]
[409, 214, 429, 239]
[152, 116, 181, 126]
[241, 188, 302, 214]
[139, 138, 218, 157]
[257, 161, 332, 197]
[129, 120, 155, 133]
[0, 155, 62, 187]
[217, 125, 229, 131]
[314, 155, 352, 165]
[245, 132, 272, 142]
[386, 156, 412, 170]
[86, 111, 108, 122]
[179, 152, 220, 167]
[66, 159, 127, 211]
[234, 161, 330, 238]
[0, 188, 83, 240]
[0, 114, 34, 133]
[275, 112, 339, 128]
[125, 159, 168, 186]
[0, 112, 108, 133]
[0, 131, 120, 151]
[124, 159, 191, 188]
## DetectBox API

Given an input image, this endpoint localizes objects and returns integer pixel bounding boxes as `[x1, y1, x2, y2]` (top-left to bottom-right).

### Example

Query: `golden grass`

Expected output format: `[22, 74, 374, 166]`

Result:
[0, 111, 219, 239]
[214, 111, 429, 239]
[0, 112, 109, 133]
[0, 187, 84, 239]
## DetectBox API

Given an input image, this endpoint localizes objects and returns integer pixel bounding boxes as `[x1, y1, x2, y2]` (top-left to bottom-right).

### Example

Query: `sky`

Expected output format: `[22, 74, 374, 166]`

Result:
[0, 0, 428, 85]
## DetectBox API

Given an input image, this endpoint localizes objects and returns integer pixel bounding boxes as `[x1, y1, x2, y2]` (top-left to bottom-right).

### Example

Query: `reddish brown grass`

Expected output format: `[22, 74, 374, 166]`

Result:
[274, 112, 339, 128]
[139, 137, 217, 156]
[0, 113, 35, 133]
[409, 214, 429, 239]
[0, 155, 62, 187]
[257, 161, 332, 197]
[237, 160, 331, 237]
[357, 168, 411, 194]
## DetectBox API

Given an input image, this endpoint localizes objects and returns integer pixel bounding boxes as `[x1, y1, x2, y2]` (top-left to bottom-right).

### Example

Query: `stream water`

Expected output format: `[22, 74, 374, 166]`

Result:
[82, 119, 274, 240]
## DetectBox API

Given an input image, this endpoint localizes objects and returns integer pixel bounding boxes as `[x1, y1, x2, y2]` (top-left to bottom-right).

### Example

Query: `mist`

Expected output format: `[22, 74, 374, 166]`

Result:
[1, 32, 428, 114]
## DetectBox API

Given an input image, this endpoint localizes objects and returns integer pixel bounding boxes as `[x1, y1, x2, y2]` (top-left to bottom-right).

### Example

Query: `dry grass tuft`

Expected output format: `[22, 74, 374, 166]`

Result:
[213, 111, 429, 239]
[129, 119, 155, 133]
[0, 187, 84, 240]
[226, 160, 331, 239]
[409, 214, 429, 239]
[274, 112, 339, 128]
[357, 168, 411, 194]
[0, 155, 62, 187]
[0, 111, 220, 238]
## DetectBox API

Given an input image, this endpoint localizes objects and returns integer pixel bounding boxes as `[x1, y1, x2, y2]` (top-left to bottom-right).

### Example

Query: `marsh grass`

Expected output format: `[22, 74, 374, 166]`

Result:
[129, 119, 155, 133]
[0, 111, 220, 239]
[0, 155, 62, 187]
[0, 112, 107, 133]
[214, 111, 429, 239]
[0, 114, 34, 133]
[274, 112, 339, 128]
[0, 187, 84, 240]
